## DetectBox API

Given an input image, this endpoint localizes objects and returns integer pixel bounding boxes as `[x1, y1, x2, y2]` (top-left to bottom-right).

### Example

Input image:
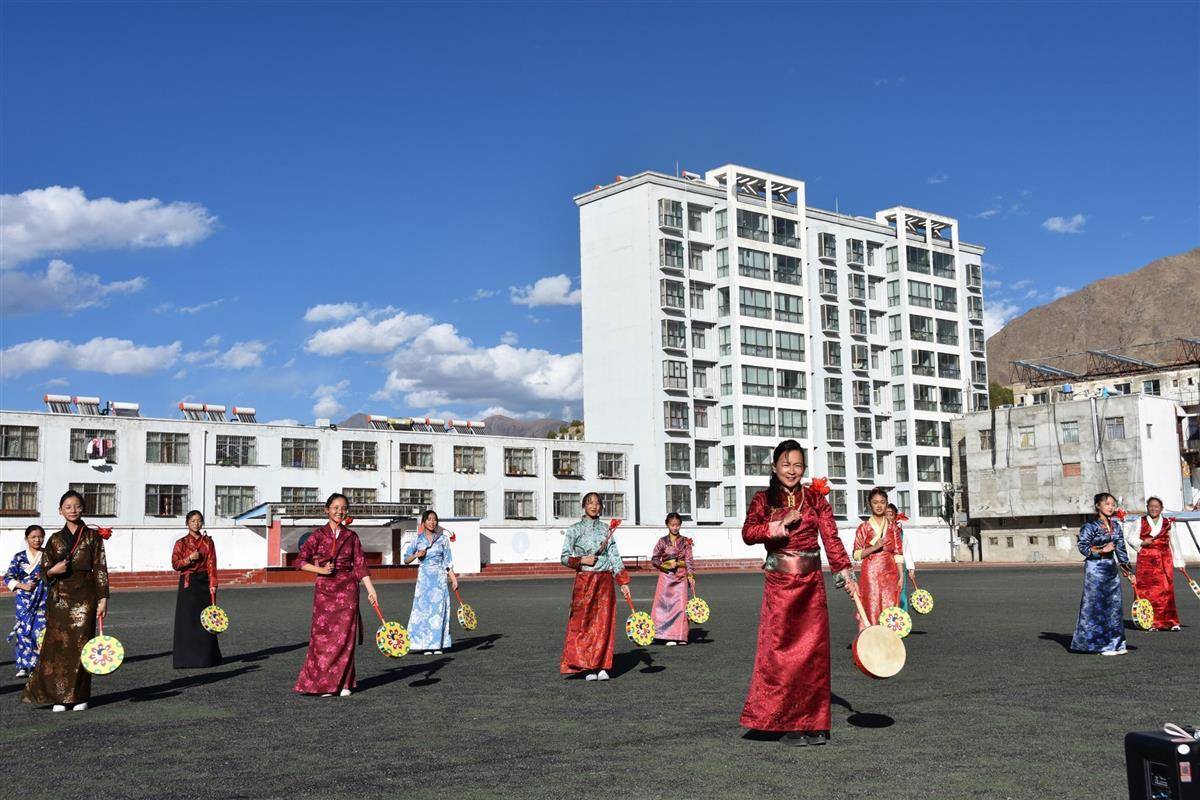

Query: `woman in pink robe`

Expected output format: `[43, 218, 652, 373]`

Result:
[650, 513, 694, 645]
[294, 493, 378, 697]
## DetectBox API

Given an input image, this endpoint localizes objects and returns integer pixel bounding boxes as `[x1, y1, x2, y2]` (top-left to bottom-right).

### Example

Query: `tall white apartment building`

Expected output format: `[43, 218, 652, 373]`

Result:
[577, 164, 988, 528]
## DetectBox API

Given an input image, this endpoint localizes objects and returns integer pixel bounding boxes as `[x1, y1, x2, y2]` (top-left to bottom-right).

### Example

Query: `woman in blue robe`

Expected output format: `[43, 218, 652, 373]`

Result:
[5, 525, 48, 677]
[1070, 492, 1132, 655]
[404, 510, 458, 654]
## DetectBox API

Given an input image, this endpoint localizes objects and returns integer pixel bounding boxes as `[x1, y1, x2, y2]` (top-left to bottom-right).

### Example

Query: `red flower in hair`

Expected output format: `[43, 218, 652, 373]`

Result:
[448, 531, 457, 542]
[896, 513, 910, 523]
[1115, 508, 1127, 522]
[96, 527, 113, 540]
[610, 519, 622, 531]
[809, 477, 831, 496]
[343, 516, 354, 526]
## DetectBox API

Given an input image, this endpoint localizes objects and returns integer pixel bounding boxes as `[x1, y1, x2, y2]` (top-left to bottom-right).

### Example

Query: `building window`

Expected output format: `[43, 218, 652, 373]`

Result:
[738, 248, 771, 280]
[821, 304, 840, 332]
[742, 365, 774, 397]
[695, 443, 710, 468]
[778, 369, 806, 399]
[776, 331, 804, 362]
[744, 445, 772, 476]
[826, 414, 845, 441]
[911, 350, 935, 378]
[823, 341, 842, 369]
[854, 417, 873, 444]
[553, 492, 582, 519]
[716, 247, 729, 277]
[722, 445, 736, 477]
[665, 443, 691, 473]
[504, 492, 536, 520]
[934, 284, 958, 312]
[779, 409, 808, 438]
[665, 485, 692, 515]
[340, 441, 376, 472]
[213, 485, 254, 517]
[856, 452, 875, 479]
[721, 407, 734, 437]
[691, 365, 706, 390]
[720, 365, 732, 396]
[819, 269, 838, 297]
[743, 406, 775, 437]
[849, 308, 867, 336]
[774, 254, 802, 285]
[906, 246, 930, 274]
[938, 354, 961, 381]
[718, 326, 731, 356]
[1006, 536, 1015, 549]
[828, 451, 847, 478]
[979, 430, 993, 451]
[970, 327, 985, 352]
[697, 486, 711, 509]
[598, 452, 625, 479]
[739, 287, 772, 319]
[830, 490, 847, 517]
[847, 238, 865, 265]
[691, 326, 707, 351]
[1104, 417, 1126, 440]
[968, 295, 983, 320]
[937, 319, 959, 346]
[919, 490, 943, 518]
[1059, 421, 1079, 445]
[774, 292, 803, 324]
[504, 448, 536, 476]
[917, 456, 941, 482]
[1142, 379, 1161, 396]
[818, 232, 836, 260]
[663, 359, 689, 390]
[215, 435, 256, 467]
[689, 247, 704, 272]
[913, 384, 938, 412]
[659, 238, 684, 269]
[0, 482, 38, 515]
[773, 216, 800, 248]
[453, 446, 486, 474]
[886, 246, 899, 272]
[397, 443, 433, 472]
[1018, 426, 1037, 449]
[892, 384, 907, 412]
[932, 250, 956, 279]
[689, 282, 705, 309]
[688, 205, 704, 233]
[69, 482, 117, 516]
[664, 402, 690, 432]
[715, 210, 727, 240]
[660, 279, 685, 309]
[281, 486, 319, 504]
[145, 484, 188, 517]
[658, 198, 683, 229]
[825, 377, 844, 404]
[895, 455, 909, 482]
[279, 438, 318, 469]
[600, 493, 625, 518]
[910, 315, 933, 343]
[908, 280, 932, 308]
[740, 326, 773, 358]
[662, 319, 687, 349]
[454, 491, 486, 518]
[971, 360, 988, 384]
[724, 486, 737, 517]
[0, 426, 38, 460]
[737, 209, 769, 242]
[143, 432, 190, 465]
[344, 487, 379, 505]
[70, 428, 117, 463]
[553, 450, 582, 478]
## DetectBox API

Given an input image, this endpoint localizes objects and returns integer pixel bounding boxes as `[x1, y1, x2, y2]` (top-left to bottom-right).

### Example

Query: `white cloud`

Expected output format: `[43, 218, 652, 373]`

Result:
[477, 405, 550, 420]
[1051, 286, 1073, 300]
[212, 340, 267, 369]
[303, 302, 363, 322]
[1139, 215, 1154, 222]
[927, 174, 949, 185]
[204, 335, 221, 348]
[311, 379, 350, 419]
[1011, 279, 1033, 290]
[180, 299, 226, 314]
[0, 186, 216, 267]
[1024, 289, 1039, 299]
[369, 373, 418, 401]
[44, 377, 69, 387]
[313, 379, 350, 398]
[0, 336, 181, 378]
[974, 208, 1000, 219]
[173, 369, 187, 380]
[983, 279, 1003, 290]
[1042, 213, 1087, 234]
[509, 274, 582, 307]
[0, 259, 146, 314]
[471, 289, 498, 301]
[265, 418, 301, 426]
[983, 300, 1022, 338]
[305, 310, 433, 355]
[500, 331, 519, 346]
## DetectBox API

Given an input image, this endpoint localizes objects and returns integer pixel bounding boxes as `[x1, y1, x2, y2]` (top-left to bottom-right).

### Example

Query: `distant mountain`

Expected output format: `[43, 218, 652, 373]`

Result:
[337, 411, 567, 438]
[987, 249, 1200, 385]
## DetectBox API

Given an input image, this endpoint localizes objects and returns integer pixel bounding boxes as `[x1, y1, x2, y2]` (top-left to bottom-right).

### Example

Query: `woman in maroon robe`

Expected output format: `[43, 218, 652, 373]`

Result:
[294, 493, 378, 697]
[1134, 496, 1182, 631]
[740, 440, 856, 746]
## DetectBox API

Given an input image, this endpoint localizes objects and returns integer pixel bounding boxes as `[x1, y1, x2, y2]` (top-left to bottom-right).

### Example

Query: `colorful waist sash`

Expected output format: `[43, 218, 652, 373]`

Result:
[764, 550, 821, 575]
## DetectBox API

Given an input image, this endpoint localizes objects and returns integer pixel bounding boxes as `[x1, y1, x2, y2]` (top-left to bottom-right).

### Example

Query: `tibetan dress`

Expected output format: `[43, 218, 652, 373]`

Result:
[559, 517, 631, 674]
[1070, 517, 1130, 654]
[294, 524, 368, 694]
[650, 533, 694, 642]
[404, 530, 455, 651]
[5, 550, 47, 672]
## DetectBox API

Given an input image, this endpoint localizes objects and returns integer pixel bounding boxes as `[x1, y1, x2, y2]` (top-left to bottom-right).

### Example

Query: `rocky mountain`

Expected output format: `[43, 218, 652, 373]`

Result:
[986, 248, 1200, 385]
[337, 411, 567, 438]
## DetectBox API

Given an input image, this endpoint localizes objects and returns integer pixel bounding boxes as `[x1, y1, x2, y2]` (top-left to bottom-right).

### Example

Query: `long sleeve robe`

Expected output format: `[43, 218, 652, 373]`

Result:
[559, 517, 630, 674]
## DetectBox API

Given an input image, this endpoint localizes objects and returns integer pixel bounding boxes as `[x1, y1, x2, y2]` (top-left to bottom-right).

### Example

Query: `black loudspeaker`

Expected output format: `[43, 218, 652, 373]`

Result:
[1125, 728, 1199, 799]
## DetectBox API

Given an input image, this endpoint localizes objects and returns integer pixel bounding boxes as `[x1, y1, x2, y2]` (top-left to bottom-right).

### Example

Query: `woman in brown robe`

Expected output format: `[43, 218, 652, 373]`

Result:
[22, 489, 110, 712]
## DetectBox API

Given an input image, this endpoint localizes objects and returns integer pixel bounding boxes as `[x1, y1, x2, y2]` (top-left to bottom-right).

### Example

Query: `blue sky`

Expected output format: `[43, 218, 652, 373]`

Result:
[2, 1, 1197, 424]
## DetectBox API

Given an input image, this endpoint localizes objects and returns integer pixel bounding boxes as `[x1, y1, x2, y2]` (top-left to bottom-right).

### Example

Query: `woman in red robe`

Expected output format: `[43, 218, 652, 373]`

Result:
[852, 489, 904, 625]
[294, 493, 378, 696]
[740, 440, 857, 746]
[1134, 496, 1183, 631]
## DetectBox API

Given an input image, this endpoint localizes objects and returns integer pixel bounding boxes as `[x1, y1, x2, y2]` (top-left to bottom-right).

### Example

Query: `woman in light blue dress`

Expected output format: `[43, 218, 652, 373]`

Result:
[1070, 492, 1132, 655]
[5, 525, 48, 677]
[404, 510, 459, 654]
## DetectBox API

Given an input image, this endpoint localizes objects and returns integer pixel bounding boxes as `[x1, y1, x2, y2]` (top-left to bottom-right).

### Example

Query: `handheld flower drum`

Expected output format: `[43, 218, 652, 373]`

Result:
[370, 599, 410, 658]
[686, 583, 710, 624]
[81, 616, 124, 675]
[623, 593, 655, 646]
[879, 606, 913, 638]
[909, 575, 934, 615]
[1115, 554, 1154, 630]
[200, 589, 229, 634]
[453, 586, 478, 631]
[848, 587, 905, 679]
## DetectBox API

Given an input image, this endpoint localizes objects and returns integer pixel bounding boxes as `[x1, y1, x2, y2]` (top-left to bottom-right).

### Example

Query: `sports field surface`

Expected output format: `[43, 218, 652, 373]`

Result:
[0, 568, 1194, 799]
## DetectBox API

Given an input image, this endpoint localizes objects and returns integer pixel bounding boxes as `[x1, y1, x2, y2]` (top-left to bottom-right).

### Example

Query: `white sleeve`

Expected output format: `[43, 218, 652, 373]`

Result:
[1170, 525, 1187, 569]
[902, 530, 915, 571]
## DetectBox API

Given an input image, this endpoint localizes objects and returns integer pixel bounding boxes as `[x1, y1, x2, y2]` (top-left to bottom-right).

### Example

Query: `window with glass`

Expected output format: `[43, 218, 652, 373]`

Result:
[697, 486, 711, 509]
[774, 254, 802, 285]
[1018, 426, 1036, 449]
[688, 205, 704, 233]
[978, 430, 994, 451]
[889, 349, 905, 377]
[724, 486, 737, 517]
[940, 387, 962, 414]
[910, 315, 933, 342]
[828, 450, 846, 477]
[893, 384, 907, 412]
[851, 345, 868, 371]
[911, 350, 935, 377]
[938, 353, 961, 380]
[552, 450, 582, 478]
[776, 331, 804, 361]
[741, 365, 774, 396]
[715, 210, 728, 239]
[774, 292, 803, 324]
[553, 492, 581, 518]
[660, 279, 685, 309]
[1105, 417, 1126, 440]
[720, 365, 732, 396]
[662, 359, 688, 390]
[915, 419, 940, 447]
[396, 443, 432, 471]
[665, 485, 692, 515]
[969, 327, 985, 352]
[667, 441, 696, 472]
[916, 455, 941, 482]
[449, 445, 483, 475]
[779, 409, 808, 438]
[722, 444, 736, 476]
[346, 487, 380, 504]
[826, 414, 844, 441]
[830, 490, 848, 517]
[737, 209, 769, 242]
[932, 250, 956, 279]
[968, 295, 983, 319]
[0, 426, 38, 460]
[715, 250, 730, 280]
[598, 452, 625, 479]
[744, 445, 772, 476]
[661, 319, 687, 350]
[867, 243, 881, 266]
[740, 326, 772, 358]
[967, 263, 982, 287]
[906, 246, 930, 274]
[855, 417, 873, 443]
[660, 238, 684, 269]
[601, 493, 625, 518]
[1058, 421, 1079, 445]
[972, 361, 988, 384]
[70, 428, 118, 463]
[821, 304, 840, 332]
[693, 365, 708, 390]
[825, 377, 844, 404]
[889, 314, 902, 342]
[717, 288, 730, 316]
[214, 435, 255, 467]
[504, 491, 536, 519]
[819, 269, 838, 296]
[70, 484, 115, 518]
[454, 491, 486, 518]
[908, 280, 932, 308]
[214, 485, 254, 518]
[664, 402, 690, 431]
[934, 284, 957, 312]
[773, 216, 799, 247]
[778, 369, 806, 399]
[281, 486, 319, 504]
[910, 384, 935, 412]
[919, 490, 943, 518]
[743, 406, 775, 437]
[658, 198, 683, 229]
[896, 454, 910, 481]
[736, 248, 770, 282]
[886, 246, 899, 272]
[721, 406, 734, 436]
[691, 326, 707, 352]
[818, 232, 836, 259]
[504, 448, 536, 476]
[847, 238, 865, 265]
[856, 452, 875, 479]
[276, 438, 316, 469]
[937, 318, 959, 346]
[695, 444, 710, 468]
[145, 484, 188, 517]
[853, 380, 871, 406]
[823, 341, 842, 368]
[689, 247, 704, 272]
[145, 431, 189, 465]
[688, 282, 706, 310]
[739, 287, 772, 319]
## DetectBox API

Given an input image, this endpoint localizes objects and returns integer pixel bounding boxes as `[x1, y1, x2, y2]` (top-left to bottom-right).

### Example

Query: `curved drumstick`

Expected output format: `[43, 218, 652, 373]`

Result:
[1179, 567, 1200, 602]
[848, 584, 869, 633]
[369, 598, 387, 625]
[623, 593, 638, 614]
[453, 586, 467, 606]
